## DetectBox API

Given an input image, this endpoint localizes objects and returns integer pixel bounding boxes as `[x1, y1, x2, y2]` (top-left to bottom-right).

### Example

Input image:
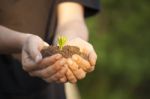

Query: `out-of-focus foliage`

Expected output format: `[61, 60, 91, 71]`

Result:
[78, 0, 150, 99]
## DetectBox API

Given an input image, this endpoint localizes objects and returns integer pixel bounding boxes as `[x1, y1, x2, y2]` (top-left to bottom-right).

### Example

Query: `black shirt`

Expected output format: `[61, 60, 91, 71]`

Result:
[0, 0, 100, 98]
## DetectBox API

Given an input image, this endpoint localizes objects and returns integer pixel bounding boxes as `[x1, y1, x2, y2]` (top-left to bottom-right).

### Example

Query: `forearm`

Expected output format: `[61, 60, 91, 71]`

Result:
[54, 2, 89, 44]
[0, 25, 30, 54]
[56, 19, 88, 40]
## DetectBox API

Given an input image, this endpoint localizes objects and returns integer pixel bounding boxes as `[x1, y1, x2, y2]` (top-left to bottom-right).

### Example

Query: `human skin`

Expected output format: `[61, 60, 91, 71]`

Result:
[0, 2, 97, 83]
[0, 26, 67, 82]
[29, 2, 97, 83]
[54, 2, 97, 83]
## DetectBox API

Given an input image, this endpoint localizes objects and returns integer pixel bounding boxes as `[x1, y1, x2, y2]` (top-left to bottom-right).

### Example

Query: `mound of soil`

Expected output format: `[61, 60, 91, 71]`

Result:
[41, 45, 88, 60]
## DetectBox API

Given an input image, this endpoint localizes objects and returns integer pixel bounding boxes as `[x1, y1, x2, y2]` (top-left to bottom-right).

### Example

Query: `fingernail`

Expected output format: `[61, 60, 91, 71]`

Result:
[35, 54, 42, 63]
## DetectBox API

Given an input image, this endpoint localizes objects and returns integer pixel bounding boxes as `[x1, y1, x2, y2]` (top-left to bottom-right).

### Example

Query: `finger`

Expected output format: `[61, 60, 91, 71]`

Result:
[53, 66, 67, 78]
[30, 49, 42, 63]
[27, 39, 43, 63]
[68, 60, 86, 80]
[29, 58, 66, 78]
[66, 67, 77, 83]
[43, 76, 53, 83]
[59, 76, 67, 83]
[39, 54, 62, 69]
[44, 42, 49, 47]
[87, 66, 95, 72]
[72, 54, 91, 72]
[67, 58, 78, 71]
[46, 66, 67, 83]
[74, 68, 86, 80]
[22, 50, 36, 71]
[89, 50, 97, 66]
[66, 38, 94, 54]
[42, 42, 50, 50]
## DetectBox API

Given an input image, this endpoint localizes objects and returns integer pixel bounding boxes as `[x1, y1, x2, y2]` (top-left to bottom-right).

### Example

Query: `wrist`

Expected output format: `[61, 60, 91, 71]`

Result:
[17, 33, 32, 52]
[54, 20, 89, 45]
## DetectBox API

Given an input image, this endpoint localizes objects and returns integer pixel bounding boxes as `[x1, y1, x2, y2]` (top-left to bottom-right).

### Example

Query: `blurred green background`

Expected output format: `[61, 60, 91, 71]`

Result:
[78, 0, 150, 99]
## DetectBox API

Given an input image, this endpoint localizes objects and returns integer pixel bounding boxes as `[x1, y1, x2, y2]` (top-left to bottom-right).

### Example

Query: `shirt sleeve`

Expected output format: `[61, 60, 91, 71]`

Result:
[57, 0, 100, 18]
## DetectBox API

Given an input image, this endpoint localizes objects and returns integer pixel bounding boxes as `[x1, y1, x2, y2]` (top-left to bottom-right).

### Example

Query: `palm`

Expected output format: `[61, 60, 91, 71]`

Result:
[66, 38, 93, 55]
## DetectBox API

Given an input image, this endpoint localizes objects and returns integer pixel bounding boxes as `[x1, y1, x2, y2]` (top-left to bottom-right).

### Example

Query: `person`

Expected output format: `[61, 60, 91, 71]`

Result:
[0, 0, 100, 99]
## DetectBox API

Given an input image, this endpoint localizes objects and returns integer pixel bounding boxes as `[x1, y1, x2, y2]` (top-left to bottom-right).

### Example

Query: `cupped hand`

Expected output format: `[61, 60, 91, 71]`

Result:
[57, 38, 97, 83]
[21, 35, 49, 71]
[21, 35, 67, 83]
[66, 38, 97, 72]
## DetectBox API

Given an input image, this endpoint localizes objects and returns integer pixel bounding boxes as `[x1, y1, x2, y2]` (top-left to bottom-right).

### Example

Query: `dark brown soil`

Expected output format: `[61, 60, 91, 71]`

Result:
[41, 45, 88, 60]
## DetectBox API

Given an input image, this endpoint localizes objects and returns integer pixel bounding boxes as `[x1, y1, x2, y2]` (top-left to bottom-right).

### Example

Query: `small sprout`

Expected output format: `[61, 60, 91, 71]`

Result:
[58, 36, 67, 50]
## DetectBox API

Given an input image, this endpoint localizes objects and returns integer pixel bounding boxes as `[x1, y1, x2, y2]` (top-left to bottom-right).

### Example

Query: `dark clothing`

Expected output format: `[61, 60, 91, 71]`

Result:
[0, 0, 100, 99]
[0, 83, 65, 99]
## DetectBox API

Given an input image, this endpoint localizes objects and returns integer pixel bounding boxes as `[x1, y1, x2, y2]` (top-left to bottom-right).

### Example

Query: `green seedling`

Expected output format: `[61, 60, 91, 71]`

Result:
[58, 36, 67, 50]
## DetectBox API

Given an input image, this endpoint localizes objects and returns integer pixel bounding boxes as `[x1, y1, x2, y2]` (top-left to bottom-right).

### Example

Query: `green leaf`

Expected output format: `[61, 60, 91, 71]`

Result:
[58, 36, 67, 50]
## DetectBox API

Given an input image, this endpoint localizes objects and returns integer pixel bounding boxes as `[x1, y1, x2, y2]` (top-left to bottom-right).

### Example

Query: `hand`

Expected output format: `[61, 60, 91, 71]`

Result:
[29, 56, 67, 83]
[21, 35, 67, 83]
[66, 38, 97, 70]
[66, 58, 87, 83]
[21, 34, 48, 71]
[57, 38, 97, 83]
[55, 2, 95, 83]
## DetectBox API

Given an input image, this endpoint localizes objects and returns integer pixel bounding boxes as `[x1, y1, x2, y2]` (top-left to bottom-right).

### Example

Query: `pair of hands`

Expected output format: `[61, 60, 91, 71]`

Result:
[22, 35, 97, 83]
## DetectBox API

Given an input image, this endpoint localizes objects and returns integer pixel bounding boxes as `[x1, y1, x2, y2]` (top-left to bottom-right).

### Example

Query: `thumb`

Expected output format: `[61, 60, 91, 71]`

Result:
[34, 42, 49, 62]
[44, 42, 49, 47]
[34, 42, 49, 63]
[29, 47, 42, 63]
[35, 53, 42, 63]
[28, 42, 43, 63]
